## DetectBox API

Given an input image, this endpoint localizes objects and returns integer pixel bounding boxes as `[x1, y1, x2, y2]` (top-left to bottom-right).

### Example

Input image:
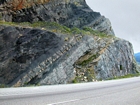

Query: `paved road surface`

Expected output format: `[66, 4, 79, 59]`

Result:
[0, 77, 140, 105]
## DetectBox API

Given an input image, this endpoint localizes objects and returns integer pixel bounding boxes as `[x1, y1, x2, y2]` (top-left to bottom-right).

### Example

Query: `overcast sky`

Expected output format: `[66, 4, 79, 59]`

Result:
[86, 0, 140, 53]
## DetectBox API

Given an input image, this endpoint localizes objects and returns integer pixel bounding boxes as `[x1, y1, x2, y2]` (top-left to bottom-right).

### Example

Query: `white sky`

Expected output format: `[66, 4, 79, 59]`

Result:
[86, 0, 140, 53]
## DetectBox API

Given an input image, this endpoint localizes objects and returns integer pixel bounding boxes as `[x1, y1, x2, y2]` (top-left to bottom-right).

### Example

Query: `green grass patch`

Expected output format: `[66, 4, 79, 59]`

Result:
[78, 54, 97, 66]
[0, 84, 7, 88]
[108, 73, 140, 80]
[0, 21, 112, 37]
[72, 79, 77, 83]
[83, 26, 111, 37]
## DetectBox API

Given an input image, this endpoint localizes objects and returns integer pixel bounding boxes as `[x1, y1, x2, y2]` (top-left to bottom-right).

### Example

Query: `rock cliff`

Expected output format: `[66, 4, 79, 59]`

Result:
[0, 0, 138, 87]
[0, 0, 114, 35]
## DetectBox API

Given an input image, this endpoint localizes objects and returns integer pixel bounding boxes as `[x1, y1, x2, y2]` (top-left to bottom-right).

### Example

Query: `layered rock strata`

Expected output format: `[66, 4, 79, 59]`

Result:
[74, 36, 137, 82]
[0, 25, 137, 86]
[0, 0, 114, 35]
[0, 0, 138, 87]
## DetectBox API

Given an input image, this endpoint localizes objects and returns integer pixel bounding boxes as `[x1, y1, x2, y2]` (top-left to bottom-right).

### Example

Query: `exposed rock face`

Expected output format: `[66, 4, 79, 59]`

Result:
[0, 25, 137, 87]
[74, 37, 138, 82]
[0, 0, 138, 87]
[95, 39, 137, 80]
[0, 0, 114, 35]
[0, 25, 95, 86]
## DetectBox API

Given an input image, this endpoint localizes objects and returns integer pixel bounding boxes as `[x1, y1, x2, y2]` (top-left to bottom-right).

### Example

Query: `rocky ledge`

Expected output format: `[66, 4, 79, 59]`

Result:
[0, 0, 114, 35]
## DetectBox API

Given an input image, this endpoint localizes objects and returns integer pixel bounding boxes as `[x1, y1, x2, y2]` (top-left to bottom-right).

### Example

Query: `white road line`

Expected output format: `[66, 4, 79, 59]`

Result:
[0, 91, 46, 97]
[47, 99, 80, 105]
[47, 85, 140, 105]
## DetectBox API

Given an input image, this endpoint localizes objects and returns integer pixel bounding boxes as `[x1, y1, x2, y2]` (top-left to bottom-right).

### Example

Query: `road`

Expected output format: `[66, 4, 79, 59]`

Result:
[0, 77, 140, 105]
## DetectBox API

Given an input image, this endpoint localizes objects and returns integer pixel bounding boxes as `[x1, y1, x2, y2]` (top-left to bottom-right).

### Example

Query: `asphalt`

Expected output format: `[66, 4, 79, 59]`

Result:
[0, 77, 140, 105]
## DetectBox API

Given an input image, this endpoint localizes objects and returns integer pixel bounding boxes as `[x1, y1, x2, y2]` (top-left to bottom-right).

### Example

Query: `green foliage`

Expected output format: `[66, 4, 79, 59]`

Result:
[36, 83, 40, 86]
[72, 78, 78, 83]
[120, 73, 140, 78]
[78, 54, 97, 66]
[0, 21, 111, 37]
[23, 82, 29, 86]
[83, 26, 110, 37]
[63, 26, 71, 33]
[0, 14, 2, 21]
[136, 69, 140, 74]
[108, 73, 140, 80]
[83, 27, 94, 32]
[71, 27, 81, 34]
[86, 69, 95, 81]
[0, 84, 6, 88]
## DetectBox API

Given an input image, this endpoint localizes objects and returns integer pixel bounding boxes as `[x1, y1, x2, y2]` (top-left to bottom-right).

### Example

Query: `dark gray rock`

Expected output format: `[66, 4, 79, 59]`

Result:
[0, 25, 95, 86]
[0, 25, 65, 86]
[39, 35, 94, 85]
[0, 0, 114, 35]
[0, 25, 138, 87]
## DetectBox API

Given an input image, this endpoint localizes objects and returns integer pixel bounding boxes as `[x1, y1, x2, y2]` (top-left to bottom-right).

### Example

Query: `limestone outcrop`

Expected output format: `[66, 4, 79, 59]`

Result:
[0, 0, 138, 87]
[0, 25, 94, 86]
[0, 24, 138, 87]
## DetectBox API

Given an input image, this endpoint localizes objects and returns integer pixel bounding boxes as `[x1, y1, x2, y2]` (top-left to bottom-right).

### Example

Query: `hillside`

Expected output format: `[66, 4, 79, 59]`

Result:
[135, 53, 140, 64]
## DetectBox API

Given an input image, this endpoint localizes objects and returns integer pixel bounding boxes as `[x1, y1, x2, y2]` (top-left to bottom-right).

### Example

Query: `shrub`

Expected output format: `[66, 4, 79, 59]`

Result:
[71, 27, 81, 34]
[0, 21, 110, 38]
[0, 84, 6, 88]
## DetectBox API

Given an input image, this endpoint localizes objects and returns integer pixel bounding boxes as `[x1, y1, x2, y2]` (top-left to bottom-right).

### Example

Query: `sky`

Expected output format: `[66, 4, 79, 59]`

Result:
[86, 0, 140, 53]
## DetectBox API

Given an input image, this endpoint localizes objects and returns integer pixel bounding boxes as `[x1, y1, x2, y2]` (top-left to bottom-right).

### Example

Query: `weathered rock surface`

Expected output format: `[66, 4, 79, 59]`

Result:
[0, 0, 114, 35]
[0, 25, 95, 86]
[0, 0, 138, 87]
[74, 36, 138, 82]
[0, 25, 138, 87]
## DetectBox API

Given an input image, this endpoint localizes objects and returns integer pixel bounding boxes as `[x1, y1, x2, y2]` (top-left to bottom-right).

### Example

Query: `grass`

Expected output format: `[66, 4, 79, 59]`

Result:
[0, 84, 7, 88]
[108, 73, 140, 80]
[72, 53, 97, 83]
[83, 26, 110, 37]
[0, 21, 112, 38]
[72, 77, 79, 83]
[77, 54, 97, 66]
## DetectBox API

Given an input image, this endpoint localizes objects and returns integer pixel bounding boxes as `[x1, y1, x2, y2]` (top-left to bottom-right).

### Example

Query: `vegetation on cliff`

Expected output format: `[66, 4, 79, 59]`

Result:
[0, 21, 112, 38]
